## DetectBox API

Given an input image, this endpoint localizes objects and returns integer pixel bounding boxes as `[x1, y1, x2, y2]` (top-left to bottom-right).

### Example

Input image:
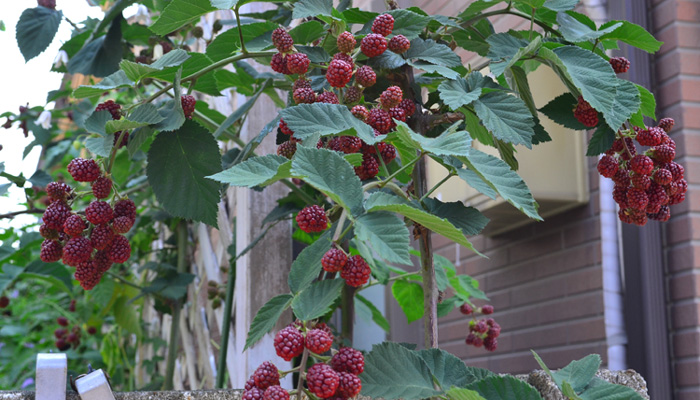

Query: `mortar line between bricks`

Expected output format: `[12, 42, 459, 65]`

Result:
[482, 263, 604, 298]
[673, 355, 700, 363]
[669, 297, 700, 307]
[671, 326, 700, 336]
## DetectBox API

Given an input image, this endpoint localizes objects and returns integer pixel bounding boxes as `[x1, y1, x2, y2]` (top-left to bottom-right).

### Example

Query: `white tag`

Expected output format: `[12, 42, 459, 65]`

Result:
[75, 369, 116, 400]
[36, 353, 67, 400]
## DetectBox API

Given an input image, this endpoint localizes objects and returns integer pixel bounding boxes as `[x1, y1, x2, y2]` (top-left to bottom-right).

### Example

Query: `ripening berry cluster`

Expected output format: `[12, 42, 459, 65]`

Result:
[321, 248, 372, 287]
[39, 157, 136, 290]
[460, 303, 500, 352]
[53, 302, 97, 351]
[272, 15, 415, 182]
[573, 57, 632, 128]
[244, 321, 364, 400]
[95, 100, 130, 149]
[597, 118, 686, 226]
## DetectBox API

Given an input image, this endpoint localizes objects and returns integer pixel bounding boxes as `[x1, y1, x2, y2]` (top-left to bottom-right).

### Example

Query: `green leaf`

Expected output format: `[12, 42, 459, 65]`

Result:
[417, 348, 472, 389]
[211, 0, 237, 9]
[113, 295, 143, 337]
[438, 78, 482, 110]
[360, 342, 441, 400]
[119, 49, 191, 82]
[557, 12, 621, 43]
[73, 70, 134, 98]
[147, 120, 222, 228]
[408, 60, 460, 79]
[586, 124, 615, 156]
[23, 261, 72, 293]
[288, 231, 332, 294]
[355, 212, 412, 265]
[539, 93, 590, 130]
[293, 0, 333, 19]
[85, 110, 113, 136]
[291, 279, 344, 321]
[365, 192, 482, 254]
[465, 366, 496, 385]
[459, 149, 540, 220]
[551, 354, 601, 393]
[391, 280, 424, 323]
[578, 379, 646, 400]
[208, 154, 291, 187]
[127, 103, 167, 124]
[291, 147, 363, 215]
[394, 121, 472, 157]
[599, 20, 663, 53]
[605, 79, 640, 133]
[562, 382, 583, 400]
[636, 85, 656, 120]
[15, 7, 62, 62]
[356, 294, 390, 332]
[370, 51, 408, 70]
[150, 0, 216, 36]
[446, 388, 486, 400]
[280, 103, 378, 145]
[85, 136, 113, 157]
[67, 16, 123, 78]
[388, 9, 432, 40]
[105, 120, 149, 134]
[473, 91, 536, 148]
[543, 0, 579, 11]
[485, 33, 528, 76]
[406, 38, 462, 67]
[214, 84, 265, 138]
[206, 22, 277, 61]
[289, 20, 326, 44]
[450, 274, 488, 301]
[127, 126, 155, 158]
[508, 66, 538, 116]
[456, 167, 497, 200]
[245, 294, 293, 350]
[423, 198, 488, 236]
[467, 375, 543, 400]
[153, 70, 186, 132]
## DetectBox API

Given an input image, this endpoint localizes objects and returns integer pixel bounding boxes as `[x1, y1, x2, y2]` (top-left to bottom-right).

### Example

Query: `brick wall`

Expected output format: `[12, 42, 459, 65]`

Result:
[652, 1, 700, 399]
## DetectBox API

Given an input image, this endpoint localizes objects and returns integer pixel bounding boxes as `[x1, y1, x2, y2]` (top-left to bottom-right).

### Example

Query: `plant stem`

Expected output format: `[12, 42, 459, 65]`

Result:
[378, 154, 422, 188]
[163, 220, 188, 390]
[341, 285, 356, 344]
[420, 172, 455, 202]
[296, 348, 309, 398]
[281, 179, 316, 205]
[107, 130, 129, 174]
[105, 271, 143, 290]
[235, 6, 248, 54]
[333, 210, 348, 242]
[216, 219, 237, 388]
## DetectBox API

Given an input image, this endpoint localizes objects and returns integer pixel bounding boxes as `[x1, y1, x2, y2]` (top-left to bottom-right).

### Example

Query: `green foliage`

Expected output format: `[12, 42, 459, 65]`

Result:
[291, 279, 344, 321]
[466, 375, 544, 400]
[149, 0, 217, 35]
[245, 294, 294, 350]
[391, 280, 424, 323]
[287, 231, 332, 294]
[15, 7, 62, 61]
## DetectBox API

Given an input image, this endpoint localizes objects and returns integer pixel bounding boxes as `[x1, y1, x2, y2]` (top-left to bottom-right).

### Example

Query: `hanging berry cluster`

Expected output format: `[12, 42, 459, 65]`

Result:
[597, 117, 685, 226]
[460, 303, 500, 352]
[270, 15, 414, 182]
[244, 321, 364, 400]
[53, 301, 97, 351]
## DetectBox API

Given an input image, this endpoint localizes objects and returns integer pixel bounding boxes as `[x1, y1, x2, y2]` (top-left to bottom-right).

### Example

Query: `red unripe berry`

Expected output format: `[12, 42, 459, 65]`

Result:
[40, 239, 63, 263]
[609, 56, 630, 74]
[354, 153, 379, 180]
[372, 14, 395, 36]
[651, 145, 676, 163]
[627, 187, 649, 210]
[107, 235, 131, 264]
[380, 86, 403, 109]
[54, 328, 66, 338]
[629, 155, 654, 176]
[658, 117, 675, 133]
[263, 386, 289, 400]
[388, 34, 410, 54]
[317, 91, 340, 104]
[181, 95, 196, 119]
[631, 173, 651, 190]
[351, 105, 370, 121]
[293, 88, 316, 104]
[55, 339, 70, 351]
[38, 0, 56, 10]
[274, 327, 304, 361]
[286, 53, 310, 75]
[271, 28, 294, 52]
[648, 205, 671, 222]
[378, 142, 397, 164]
[87, 326, 97, 335]
[305, 328, 333, 354]
[336, 372, 362, 398]
[331, 347, 364, 375]
[322, 248, 348, 272]
[597, 155, 618, 178]
[481, 305, 494, 315]
[63, 214, 86, 237]
[326, 59, 353, 88]
[306, 364, 340, 399]
[90, 224, 114, 251]
[341, 255, 371, 287]
[86, 201, 114, 225]
[43, 201, 72, 230]
[277, 141, 297, 159]
[243, 388, 263, 400]
[344, 86, 362, 104]
[355, 65, 376, 87]
[332, 52, 355, 69]
[67, 158, 101, 182]
[95, 100, 121, 120]
[0, 296, 9, 308]
[112, 216, 135, 234]
[253, 361, 280, 390]
[484, 336, 498, 352]
[57, 316, 69, 326]
[398, 99, 416, 117]
[279, 118, 294, 136]
[361, 34, 388, 58]
[270, 53, 290, 75]
[460, 303, 473, 315]
[62, 237, 93, 267]
[296, 205, 328, 233]
[91, 176, 112, 199]
[114, 198, 136, 220]
[368, 109, 393, 134]
[636, 127, 663, 147]
[337, 31, 357, 54]
[75, 259, 102, 290]
[46, 182, 72, 202]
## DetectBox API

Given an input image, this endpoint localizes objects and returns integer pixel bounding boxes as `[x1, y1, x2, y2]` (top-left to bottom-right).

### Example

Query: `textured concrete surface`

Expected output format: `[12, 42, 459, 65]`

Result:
[518, 369, 650, 400]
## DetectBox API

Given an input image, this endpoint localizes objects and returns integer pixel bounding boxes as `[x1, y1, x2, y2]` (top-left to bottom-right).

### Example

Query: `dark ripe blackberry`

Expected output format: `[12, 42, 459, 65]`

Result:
[344, 86, 362, 104]
[85, 201, 114, 225]
[648, 205, 671, 222]
[332, 52, 355, 69]
[306, 364, 340, 399]
[388, 34, 411, 54]
[653, 168, 673, 185]
[286, 53, 310, 75]
[270, 53, 290, 75]
[378, 142, 396, 164]
[271, 28, 294, 53]
[341, 255, 371, 287]
[107, 235, 131, 264]
[43, 201, 72, 230]
[94, 250, 113, 273]
[329, 136, 362, 154]
[62, 237, 93, 267]
[326, 59, 353, 88]
[658, 117, 675, 133]
[46, 182, 72, 202]
[666, 162, 685, 181]
[253, 361, 280, 390]
[627, 187, 649, 211]
[113, 131, 129, 149]
[337, 31, 357, 54]
[361, 33, 387, 58]
[317, 91, 340, 104]
[91, 176, 112, 199]
[613, 185, 628, 208]
[597, 155, 618, 178]
[293, 77, 311, 92]
[636, 127, 664, 147]
[296, 205, 328, 233]
[40, 239, 63, 263]
[112, 216, 135, 234]
[398, 98, 416, 117]
[63, 214, 86, 237]
[273, 326, 304, 361]
[181, 95, 196, 119]
[67, 158, 101, 182]
[629, 155, 654, 176]
[40, 224, 60, 240]
[305, 328, 333, 354]
[95, 100, 121, 120]
[371, 14, 395, 36]
[609, 56, 630, 74]
[355, 66, 376, 88]
[651, 145, 676, 163]
[75, 259, 102, 290]
[351, 105, 370, 121]
[276, 141, 297, 159]
[355, 153, 379, 180]
[631, 173, 651, 190]
[279, 119, 294, 136]
[114, 198, 136, 220]
[90, 224, 114, 250]
[293, 88, 316, 104]
[367, 109, 392, 134]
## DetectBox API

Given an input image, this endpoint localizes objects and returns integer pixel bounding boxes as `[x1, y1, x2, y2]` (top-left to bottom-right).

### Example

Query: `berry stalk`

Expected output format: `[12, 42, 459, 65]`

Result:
[216, 221, 237, 388]
[295, 344, 309, 398]
[163, 219, 188, 390]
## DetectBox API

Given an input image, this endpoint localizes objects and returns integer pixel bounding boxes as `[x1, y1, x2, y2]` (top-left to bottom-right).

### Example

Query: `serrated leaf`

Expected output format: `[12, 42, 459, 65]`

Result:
[446, 388, 486, 400]
[208, 154, 291, 187]
[423, 198, 489, 236]
[356, 294, 390, 332]
[485, 33, 528, 76]
[23, 261, 72, 293]
[67, 16, 122, 78]
[450, 274, 488, 301]
[127, 126, 155, 158]
[605, 79, 640, 132]
[539, 93, 590, 130]
[409, 60, 460, 79]
[105, 120, 149, 134]
[406, 38, 462, 67]
[394, 121, 472, 157]
[599, 20, 663, 53]
[289, 20, 326, 44]
[113, 295, 142, 337]
[291, 147, 363, 215]
[245, 294, 293, 350]
[438, 79, 482, 110]
[15, 7, 62, 62]
[147, 120, 222, 227]
[473, 91, 535, 148]
[85, 136, 113, 157]
[73, 70, 134, 98]
[417, 348, 472, 389]
[467, 375, 543, 400]
[557, 12, 621, 43]
[355, 212, 411, 265]
[369, 50, 408, 70]
[280, 103, 377, 145]
[150, 0, 216, 36]
[360, 342, 441, 400]
[154, 69, 186, 132]
[291, 279, 344, 321]
[84, 110, 113, 136]
[552, 354, 601, 392]
[127, 103, 166, 124]
[293, 0, 333, 19]
[388, 9, 431, 39]
[288, 231, 332, 294]
[586, 124, 616, 156]
[211, 0, 237, 9]
[392, 280, 424, 323]
[465, 366, 496, 384]
[365, 192, 482, 254]
[119, 49, 191, 82]
[579, 378, 646, 400]
[458, 149, 540, 220]
[636, 85, 656, 120]
[543, 0, 579, 11]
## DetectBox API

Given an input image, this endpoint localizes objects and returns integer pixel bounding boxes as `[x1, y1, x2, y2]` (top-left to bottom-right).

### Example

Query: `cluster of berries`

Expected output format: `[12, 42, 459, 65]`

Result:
[39, 158, 136, 290]
[53, 302, 97, 351]
[0, 295, 8, 309]
[207, 280, 225, 309]
[272, 15, 415, 181]
[245, 321, 364, 400]
[572, 57, 631, 128]
[322, 248, 372, 288]
[460, 303, 500, 352]
[597, 118, 686, 225]
[95, 100, 130, 148]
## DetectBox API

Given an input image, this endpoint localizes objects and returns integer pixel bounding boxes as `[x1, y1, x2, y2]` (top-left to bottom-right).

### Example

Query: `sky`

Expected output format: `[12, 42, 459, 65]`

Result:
[0, 3, 138, 229]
